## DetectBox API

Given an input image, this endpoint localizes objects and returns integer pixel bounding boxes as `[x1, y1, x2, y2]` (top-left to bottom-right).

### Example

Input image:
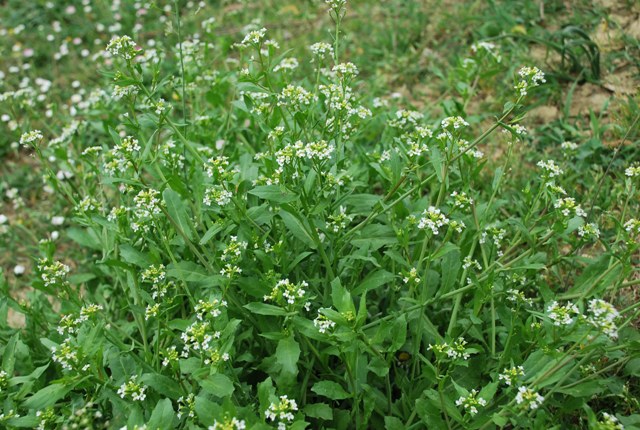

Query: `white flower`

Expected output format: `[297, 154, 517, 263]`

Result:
[273, 57, 299, 72]
[455, 389, 487, 415]
[515, 386, 544, 410]
[236, 28, 267, 48]
[499, 366, 525, 386]
[117, 378, 147, 401]
[19, 130, 43, 145]
[546, 301, 580, 326]
[578, 223, 600, 239]
[554, 197, 587, 218]
[313, 313, 336, 334]
[587, 299, 620, 339]
[514, 66, 546, 96]
[51, 216, 65, 226]
[417, 206, 449, 235]
[537, 159, 564, 179]
[106, 35, 137, 59]
[441, 116, 469, 130]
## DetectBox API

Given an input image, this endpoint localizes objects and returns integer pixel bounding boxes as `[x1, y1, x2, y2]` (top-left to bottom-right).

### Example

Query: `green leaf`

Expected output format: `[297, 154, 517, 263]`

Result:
[140, 373, 183, 399]
[2, 333, 18, 375]
[344, 194, 382, 214]
[167, 261, 221, 284]
[67, 227, 102, 250]
[146, 398, 176, 430]
[479, 381, 499, 403]
[24, 383, 71, 409]
[556, 380, 603, 397]
[199, 224, 224, 245]
[249, 185, 298, 204]
[287, 251, 313, 272]
[492, 413, 509, 427]
[389, 314, 407, 352]
[258, 377, 276, 414]
[492, 166, 504, 191]
[304, 403, 333, 420]
[311, 381, 351, 400]
[430, 147, 444, 182]
[199, 374, 235, 398]
[244, 302, 288, 316]
[276, 336, 300, 376]
[163, 188, 195, 241]
[68, 273, 96, 284]
[120, 244, 153, 268]
[439, 246, 460, 293]
[331, 278, 354, 315]
[194, 396, 221, 426]
[385, 417, 405, 430]
[352, 270, 395, 295]
[279, 208, 316, 249]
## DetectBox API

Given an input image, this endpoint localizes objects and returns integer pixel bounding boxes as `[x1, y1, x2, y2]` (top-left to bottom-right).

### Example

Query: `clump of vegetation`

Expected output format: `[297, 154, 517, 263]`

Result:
[1, 1, 639, 429]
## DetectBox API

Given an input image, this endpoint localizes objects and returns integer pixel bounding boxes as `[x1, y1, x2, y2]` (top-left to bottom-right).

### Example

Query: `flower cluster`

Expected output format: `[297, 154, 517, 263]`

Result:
[480, 226, 507, 255]
[309, 42, 334, 61]
[326, 206, 353, 233]
[205, 155, 234, 180]
[117, 377, 147, 401]
[313, 313, 336, 334]
[277, 85, 315, 110]
[402, 267, 420, 285]
[0, 370, 8, 392]
[578, 223, 600, 240]
[19, 129, 43, 146]
[499, 365, 525, 386]
[209, 416, 247, 430]
[37, 258, 70, 287]
[417, 206, 449, 235]
[141, 264, 166, 285]
[265, 395, 298, 428]
[515, 386, 544, 410]
[274, 57, 299, 72]
[554, 197, 587, 219]
[388, 109, 424, 130]
[51, 338, 82, 371]
[537, 159, 564, 181]
[204, 187, 233, 207]
[623, 218, 640, 241]
[195, 298, 228, 321]
[471, 41, 502, 62]
[594, 412, 624, 430]
[222, 236, 248, 262]
[235, 28, 267, 48]
[106, 35, 137, 60]
[587, 299, 620, 339]
[112, 84, 138, 100]
[264, 278, 308, 307]
[428, 337, 473, 361]
[132, 188, 163, 231]
[515, 66, 546, 96]
[450, 191, 473, 210]
[547, 301, 580, 326]
[441, 116, 469, 130]
[625, 163, 640, 178]
[455, 389, 487, 415]
[177, 393, 196, 420]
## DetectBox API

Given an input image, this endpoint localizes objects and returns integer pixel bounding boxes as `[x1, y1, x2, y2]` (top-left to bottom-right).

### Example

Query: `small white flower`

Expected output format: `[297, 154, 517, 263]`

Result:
[19, 130, 43, 145]
[515, 386, 544, 410]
